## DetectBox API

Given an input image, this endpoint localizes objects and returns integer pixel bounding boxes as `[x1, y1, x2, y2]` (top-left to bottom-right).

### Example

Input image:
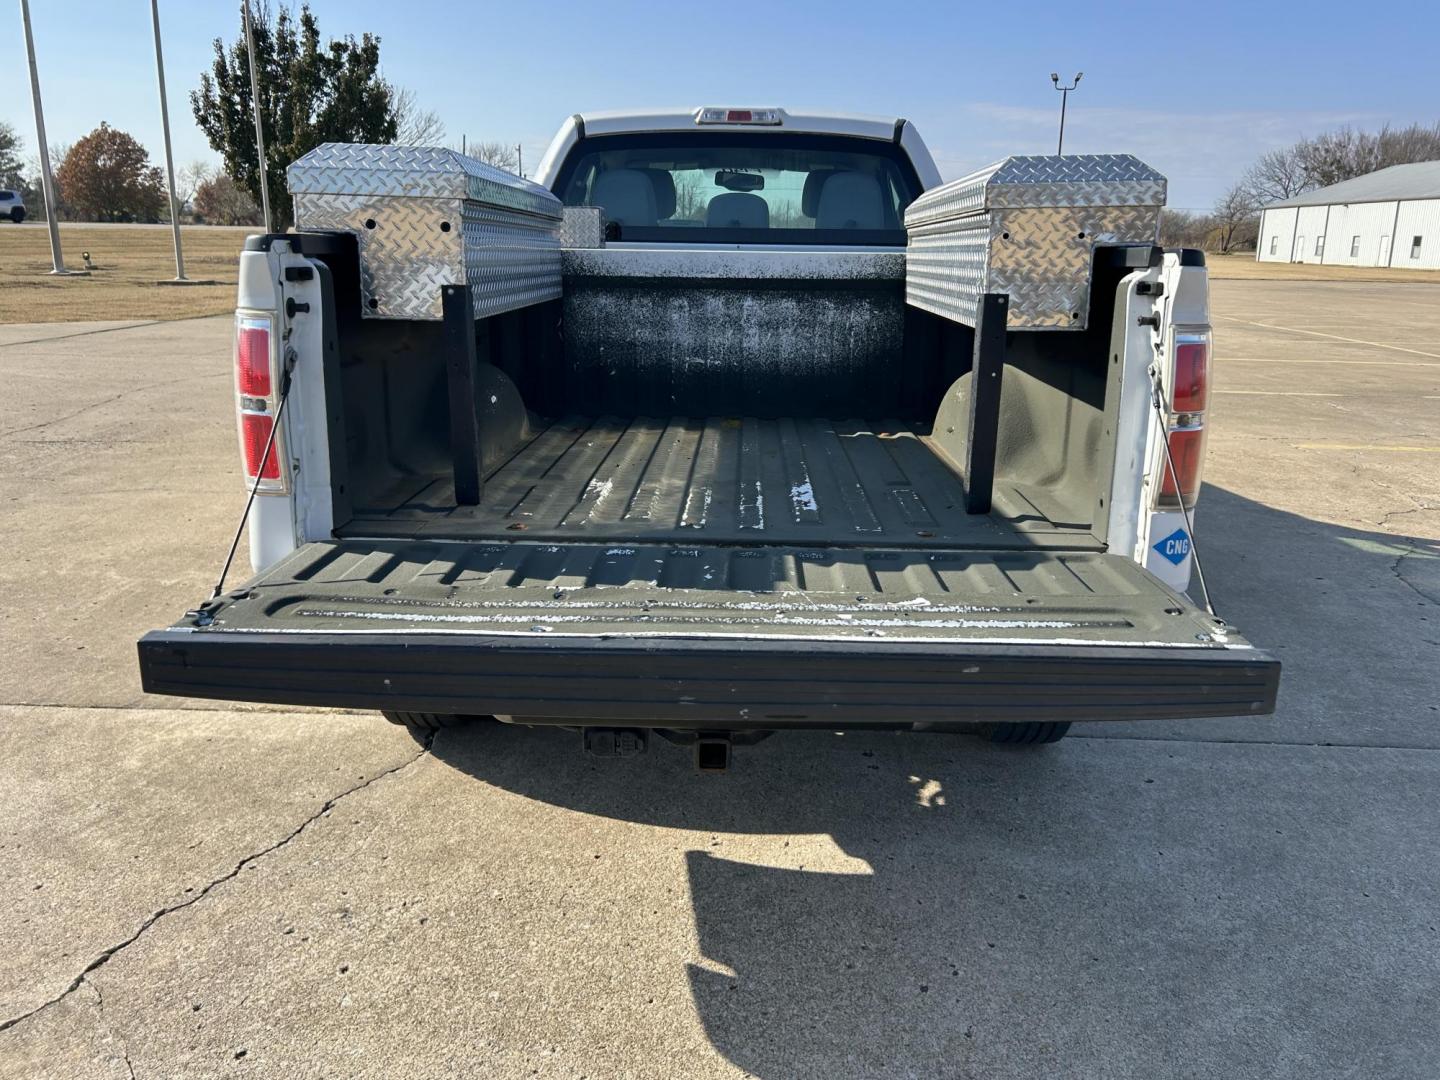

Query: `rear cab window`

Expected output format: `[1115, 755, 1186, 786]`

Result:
[555, 132, 922, 246]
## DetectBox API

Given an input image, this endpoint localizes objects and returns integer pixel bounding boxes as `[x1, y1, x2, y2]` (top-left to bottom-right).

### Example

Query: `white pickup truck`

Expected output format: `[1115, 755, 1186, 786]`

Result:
[138, 106, 1278, 765]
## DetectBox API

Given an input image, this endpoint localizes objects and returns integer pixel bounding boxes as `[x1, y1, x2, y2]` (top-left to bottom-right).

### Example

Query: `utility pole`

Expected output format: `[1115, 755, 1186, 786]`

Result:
[19, 0, 72, 275]
[242, 0, 272, 231]
[515, 143, 523, 178]
[150, 0, 188, 281]
[1050, 71, 1082, 155]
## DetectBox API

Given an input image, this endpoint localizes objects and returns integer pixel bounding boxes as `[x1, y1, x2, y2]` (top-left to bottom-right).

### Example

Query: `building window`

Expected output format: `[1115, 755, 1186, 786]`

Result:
[1269, 236, 1277, 255]
[1412, 236, 1424, 259]
[1315, 235, 1325, 257]
[1350, 235, 1360, 257]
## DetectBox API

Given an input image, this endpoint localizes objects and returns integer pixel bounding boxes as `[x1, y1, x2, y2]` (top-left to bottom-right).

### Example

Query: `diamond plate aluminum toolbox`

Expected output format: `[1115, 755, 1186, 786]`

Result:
[904, 155, 1166, 330]
[560, 206, 606, 249]
[287, 143, 563, 321]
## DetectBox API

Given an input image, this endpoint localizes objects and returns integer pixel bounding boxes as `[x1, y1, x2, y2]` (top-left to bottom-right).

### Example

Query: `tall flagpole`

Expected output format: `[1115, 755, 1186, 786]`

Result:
[242, 0, 272, 231]
[19, 0, 72, 275]
[150, 0, 189, 280]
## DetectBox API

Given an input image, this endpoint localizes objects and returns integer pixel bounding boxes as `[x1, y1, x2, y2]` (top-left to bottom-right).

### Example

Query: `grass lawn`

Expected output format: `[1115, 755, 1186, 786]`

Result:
[1205, 252, 1440, 283]
[0, 223, 254, 324]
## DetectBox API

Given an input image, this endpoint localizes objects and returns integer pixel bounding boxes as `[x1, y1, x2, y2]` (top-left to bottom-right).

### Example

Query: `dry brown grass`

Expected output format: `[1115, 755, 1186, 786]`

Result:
[6, 224, 1435, 325]
[1206, 252, 1440, 283]
[0, 224, 254, 324]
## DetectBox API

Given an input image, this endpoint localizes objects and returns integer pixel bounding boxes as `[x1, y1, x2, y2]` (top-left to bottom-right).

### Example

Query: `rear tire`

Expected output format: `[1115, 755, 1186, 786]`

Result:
[9, 209, 23, 223]
[382, 711, 490, 733]
[984, 721, 1071, 745]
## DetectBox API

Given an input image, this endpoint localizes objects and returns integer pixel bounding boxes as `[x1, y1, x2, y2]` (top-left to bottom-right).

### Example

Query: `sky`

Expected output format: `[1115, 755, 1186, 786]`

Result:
[3, 0, 1438, 211]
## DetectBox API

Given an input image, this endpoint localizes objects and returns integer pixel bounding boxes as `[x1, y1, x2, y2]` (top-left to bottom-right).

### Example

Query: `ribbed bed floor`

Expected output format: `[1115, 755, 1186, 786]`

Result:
[345, 417, 1096, 548]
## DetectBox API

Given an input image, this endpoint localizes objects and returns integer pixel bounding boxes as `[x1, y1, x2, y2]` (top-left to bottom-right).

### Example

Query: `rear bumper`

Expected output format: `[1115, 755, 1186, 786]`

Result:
[137, 630, 1279, 727]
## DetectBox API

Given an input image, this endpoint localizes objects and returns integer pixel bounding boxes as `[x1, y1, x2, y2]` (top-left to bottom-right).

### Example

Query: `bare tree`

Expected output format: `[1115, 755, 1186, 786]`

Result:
[1159, 208, 1214, 249]
[1242, 145, 1311, 205]
[1293, 122, 1440, 189]
[467, 140, 519, 172]
[1210, 184, 1259, 254]
[1234, 119, 1440, 216]
[1373, 121, 1440, 170]
[1298, 127, 1378, 189]
[392, 86, 446, 145]
[177, 160, 215, 209]
[672, 177, 705, 221]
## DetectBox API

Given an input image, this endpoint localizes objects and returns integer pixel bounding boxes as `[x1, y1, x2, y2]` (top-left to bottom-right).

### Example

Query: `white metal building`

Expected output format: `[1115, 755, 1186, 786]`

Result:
[1256, 160, 1440, 269]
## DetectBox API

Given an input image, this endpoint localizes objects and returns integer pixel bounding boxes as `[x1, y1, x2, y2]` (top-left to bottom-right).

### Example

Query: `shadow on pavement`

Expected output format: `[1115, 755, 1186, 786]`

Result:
[416, 488, 1438, 1077]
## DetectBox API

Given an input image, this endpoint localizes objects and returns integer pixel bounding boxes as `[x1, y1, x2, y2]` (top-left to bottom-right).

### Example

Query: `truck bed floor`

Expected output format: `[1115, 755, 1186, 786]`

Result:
[344, 417, 1096, 548]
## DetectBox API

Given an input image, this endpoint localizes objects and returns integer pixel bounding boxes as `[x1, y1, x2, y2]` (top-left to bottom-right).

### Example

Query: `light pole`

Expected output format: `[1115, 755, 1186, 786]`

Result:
[150, 0, 188, 281]
[1050, 71, 1082, 155]
[242, 0, 272, 232]
[19, 0, 73, 275]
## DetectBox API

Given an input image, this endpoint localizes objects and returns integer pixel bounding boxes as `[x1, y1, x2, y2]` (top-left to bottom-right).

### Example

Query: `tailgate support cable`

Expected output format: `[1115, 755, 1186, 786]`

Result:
[1147, 363, 1217, 619]
[207, 346, 298, 605]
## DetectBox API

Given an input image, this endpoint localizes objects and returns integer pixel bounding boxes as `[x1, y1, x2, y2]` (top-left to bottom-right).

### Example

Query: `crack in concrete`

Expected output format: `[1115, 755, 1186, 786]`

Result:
[0, 312, 228, 352]
[1390, 542, 1440, 605]
[1376, 505, 1437, 529]
[0, 321, 160, 350]
[89, 980, 138, 1080]
[0, 734, 433, 1037]
[0, 371, 229, 439]
[1344, 472, 1439, 603]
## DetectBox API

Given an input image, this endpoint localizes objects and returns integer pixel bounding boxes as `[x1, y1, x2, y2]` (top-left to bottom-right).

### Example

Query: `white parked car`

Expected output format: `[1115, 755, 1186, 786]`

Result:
[0, 189, 25, 223]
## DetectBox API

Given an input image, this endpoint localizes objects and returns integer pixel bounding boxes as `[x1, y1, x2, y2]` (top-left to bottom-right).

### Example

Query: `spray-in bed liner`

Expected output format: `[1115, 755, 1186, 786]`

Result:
[346, 417, 1096, 548]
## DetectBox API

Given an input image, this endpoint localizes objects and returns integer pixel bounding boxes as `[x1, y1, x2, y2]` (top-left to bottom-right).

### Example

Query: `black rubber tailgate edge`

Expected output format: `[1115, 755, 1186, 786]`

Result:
[138, 630, 1279, 727]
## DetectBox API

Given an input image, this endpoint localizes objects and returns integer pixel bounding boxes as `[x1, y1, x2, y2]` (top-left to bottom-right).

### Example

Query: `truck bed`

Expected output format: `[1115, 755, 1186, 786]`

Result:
[342, 416, 1097, 549]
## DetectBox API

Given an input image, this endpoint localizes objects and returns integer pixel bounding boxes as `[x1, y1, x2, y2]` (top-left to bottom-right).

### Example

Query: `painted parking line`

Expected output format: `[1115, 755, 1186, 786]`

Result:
[1215, 316, 1440, 359]
[1213, 390, 1341, 397]
[1294, 443, 1440, 452]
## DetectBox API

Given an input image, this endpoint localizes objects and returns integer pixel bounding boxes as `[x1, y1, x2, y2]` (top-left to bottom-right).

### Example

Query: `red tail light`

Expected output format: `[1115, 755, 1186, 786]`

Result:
[1173, 340, 1208, 413]
[1159, 427, 1206, 505]
[233, 311, 286, 491]
[240, 411, 281, 480]
[1154, 330, 1211, 511]
[235, 315, 272, 397]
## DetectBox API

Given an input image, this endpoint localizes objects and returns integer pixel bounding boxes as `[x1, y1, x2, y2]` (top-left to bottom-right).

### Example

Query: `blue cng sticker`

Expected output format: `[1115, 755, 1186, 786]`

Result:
[1154, 528, 1191, 566]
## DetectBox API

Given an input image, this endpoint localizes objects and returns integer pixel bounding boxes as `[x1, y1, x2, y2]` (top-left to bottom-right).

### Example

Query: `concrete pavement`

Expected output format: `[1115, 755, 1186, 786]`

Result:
[0, 277, 1437, 1078]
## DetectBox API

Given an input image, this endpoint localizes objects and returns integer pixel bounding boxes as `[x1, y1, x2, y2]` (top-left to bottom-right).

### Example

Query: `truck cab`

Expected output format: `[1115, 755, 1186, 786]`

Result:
[137, 107, 1278, 760]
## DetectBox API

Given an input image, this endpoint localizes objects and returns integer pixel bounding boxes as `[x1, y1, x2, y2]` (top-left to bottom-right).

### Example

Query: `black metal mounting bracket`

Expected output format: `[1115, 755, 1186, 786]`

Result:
[964, 292, 1008, 514]
[442, 285, 485, 506]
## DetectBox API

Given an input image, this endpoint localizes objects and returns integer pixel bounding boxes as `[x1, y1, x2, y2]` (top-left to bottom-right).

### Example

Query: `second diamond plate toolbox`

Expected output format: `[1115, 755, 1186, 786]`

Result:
[288, 143, 564, 321]
[904, 155, 1165, 330]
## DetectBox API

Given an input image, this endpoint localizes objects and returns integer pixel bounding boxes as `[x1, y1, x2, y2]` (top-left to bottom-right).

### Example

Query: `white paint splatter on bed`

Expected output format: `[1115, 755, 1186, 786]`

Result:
[790, 480, 818, 516]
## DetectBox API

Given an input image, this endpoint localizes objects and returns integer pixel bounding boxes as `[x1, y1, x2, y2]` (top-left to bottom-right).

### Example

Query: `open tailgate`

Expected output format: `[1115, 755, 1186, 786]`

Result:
[138, 540, 1278, 725]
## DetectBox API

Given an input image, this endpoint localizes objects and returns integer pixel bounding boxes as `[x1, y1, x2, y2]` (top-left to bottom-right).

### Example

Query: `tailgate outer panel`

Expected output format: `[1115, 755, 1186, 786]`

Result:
[138, 630, 1278, 725]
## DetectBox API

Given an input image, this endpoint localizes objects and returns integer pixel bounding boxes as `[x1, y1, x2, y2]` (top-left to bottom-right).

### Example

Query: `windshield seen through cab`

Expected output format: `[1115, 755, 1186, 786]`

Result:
[556, 132, 920, 245]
